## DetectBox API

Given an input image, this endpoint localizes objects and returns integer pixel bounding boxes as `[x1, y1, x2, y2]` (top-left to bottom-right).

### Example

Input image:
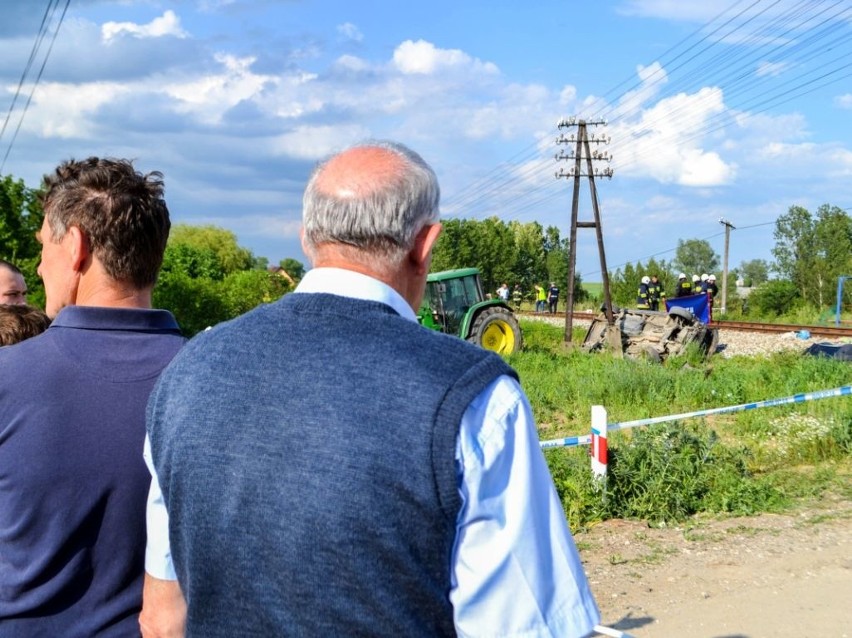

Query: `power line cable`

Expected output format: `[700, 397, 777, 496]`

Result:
[0, 0, 57, 147]
[452, 0, 843, 225]
[1, 0, 71, 174]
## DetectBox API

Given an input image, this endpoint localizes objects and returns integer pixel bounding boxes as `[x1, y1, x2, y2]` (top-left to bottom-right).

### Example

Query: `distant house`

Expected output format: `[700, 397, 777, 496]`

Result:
[267, 265, 296, 285]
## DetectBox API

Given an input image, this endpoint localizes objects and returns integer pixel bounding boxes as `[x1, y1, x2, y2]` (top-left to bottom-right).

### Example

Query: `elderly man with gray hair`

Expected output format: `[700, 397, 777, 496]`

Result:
[142, 141, 599, 637]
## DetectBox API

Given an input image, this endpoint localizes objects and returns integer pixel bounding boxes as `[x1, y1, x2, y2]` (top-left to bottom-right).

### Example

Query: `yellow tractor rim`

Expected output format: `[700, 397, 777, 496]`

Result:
[481, 320, 515, 354]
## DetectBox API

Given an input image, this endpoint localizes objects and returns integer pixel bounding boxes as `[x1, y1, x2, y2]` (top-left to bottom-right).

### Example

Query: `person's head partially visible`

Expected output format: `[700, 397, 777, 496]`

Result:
[300, 141, 442, 311]
[0, 260, 27, 305]
[37, 157, 171, 317]
[0, 304, 51, 346]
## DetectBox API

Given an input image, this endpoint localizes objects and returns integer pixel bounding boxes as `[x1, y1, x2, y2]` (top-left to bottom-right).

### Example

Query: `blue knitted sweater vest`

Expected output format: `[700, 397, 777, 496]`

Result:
[149, 293, 517, 636]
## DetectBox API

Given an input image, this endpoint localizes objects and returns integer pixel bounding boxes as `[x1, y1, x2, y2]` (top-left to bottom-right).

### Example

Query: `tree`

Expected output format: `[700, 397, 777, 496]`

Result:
[673, 239, 720, 277]
[509, 220, 547, 296]
[609, 262, 637, 307]
[772, 204, 852, 307]
[153, 271, 229, 336]
[219, 269, 292, 317]
[772, 205, 814, 293]
[431, 217, 516, 293]
[279, 257, 305, 282]
[168, 224, 255, 275]
[431, 218, 479, 273]
[737, 259, 769, 287]
[160, 243, 225, 280]
[153, 224, 290, 335]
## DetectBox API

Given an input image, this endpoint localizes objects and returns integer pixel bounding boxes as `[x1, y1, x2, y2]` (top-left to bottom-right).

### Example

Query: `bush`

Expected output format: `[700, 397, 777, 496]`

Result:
[602, 423, 785, 524]
[746, 280, 801, 316]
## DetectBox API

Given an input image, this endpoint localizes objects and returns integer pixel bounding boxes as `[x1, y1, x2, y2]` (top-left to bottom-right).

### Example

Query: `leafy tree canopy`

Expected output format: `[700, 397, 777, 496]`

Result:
[736, 259, 769, 287]
[168, 224, 255, 275]
[772, 204, 852, 307]
[279, 257, 305, 281]
[430, 217, 584, 301]
[673, 239, 720, 277]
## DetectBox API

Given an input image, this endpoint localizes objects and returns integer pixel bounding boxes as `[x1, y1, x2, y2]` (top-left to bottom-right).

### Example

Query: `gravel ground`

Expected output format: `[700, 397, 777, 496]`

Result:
[582, 498, 852, 637]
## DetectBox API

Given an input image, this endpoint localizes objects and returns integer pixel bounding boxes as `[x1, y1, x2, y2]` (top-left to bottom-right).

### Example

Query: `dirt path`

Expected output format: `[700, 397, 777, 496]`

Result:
[578, 497, 852, 637]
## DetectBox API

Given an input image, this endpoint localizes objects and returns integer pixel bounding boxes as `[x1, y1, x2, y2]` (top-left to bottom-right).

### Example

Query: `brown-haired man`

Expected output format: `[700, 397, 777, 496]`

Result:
[0, 158, 185, 636]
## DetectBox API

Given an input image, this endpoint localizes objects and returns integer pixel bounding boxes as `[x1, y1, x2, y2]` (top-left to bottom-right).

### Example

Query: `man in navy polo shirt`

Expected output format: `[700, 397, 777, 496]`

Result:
[0, 158, 185, 636]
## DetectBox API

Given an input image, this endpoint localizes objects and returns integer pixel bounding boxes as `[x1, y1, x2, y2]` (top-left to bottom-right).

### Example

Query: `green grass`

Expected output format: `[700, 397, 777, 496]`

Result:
[511, 319, 852, 530]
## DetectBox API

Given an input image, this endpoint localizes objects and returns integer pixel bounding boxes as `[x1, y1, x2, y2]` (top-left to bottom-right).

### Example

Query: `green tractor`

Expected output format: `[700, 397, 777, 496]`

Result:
[417, 268, 523, 355]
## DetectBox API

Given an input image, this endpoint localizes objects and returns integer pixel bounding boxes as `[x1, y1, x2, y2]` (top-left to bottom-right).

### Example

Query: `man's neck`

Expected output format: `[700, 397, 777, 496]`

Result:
[74, 279, 153, 309]
[309, 250, 419, 312]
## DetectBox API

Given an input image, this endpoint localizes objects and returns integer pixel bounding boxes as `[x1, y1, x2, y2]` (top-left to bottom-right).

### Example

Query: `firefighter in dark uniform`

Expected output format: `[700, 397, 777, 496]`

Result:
[637, 275, 651, 309]
[648, 274, 665, 311]
[675, 273, 692, 297]
[705, 274, 719, 303]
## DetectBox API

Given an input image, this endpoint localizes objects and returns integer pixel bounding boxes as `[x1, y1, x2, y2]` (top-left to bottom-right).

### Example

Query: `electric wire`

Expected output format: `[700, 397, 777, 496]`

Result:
[1, 0, 71, 174]
[448, 0, 851, 248]
[0, 0, 56, 148]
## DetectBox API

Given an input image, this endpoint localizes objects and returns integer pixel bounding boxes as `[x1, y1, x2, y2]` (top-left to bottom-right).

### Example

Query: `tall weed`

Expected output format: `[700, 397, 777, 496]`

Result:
[519, 319, 852, 527]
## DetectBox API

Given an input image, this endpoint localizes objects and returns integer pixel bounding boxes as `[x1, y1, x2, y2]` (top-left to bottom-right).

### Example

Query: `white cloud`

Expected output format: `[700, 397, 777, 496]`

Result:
[756, 61, 788, 77]
[337, 22, 363, 43]
[102, 10, 187, 43]
[559, 85, 577, 106]
[162, 54, 282, 124]
[333, 54, 371, 73]
[828, 147, 852, 176]
[679, 149, 734, 186]
[16, 81, 131, 138]
[611, 85, 735, 187]
[759, 141, 816, 160]
[269, 124, 372, 161]
[609, 62, 668, 120]
[392, 40, 499, 76]
[835, 94, 852, 109]
[617, 1, 721, 21]
[198, 0, 237, 11]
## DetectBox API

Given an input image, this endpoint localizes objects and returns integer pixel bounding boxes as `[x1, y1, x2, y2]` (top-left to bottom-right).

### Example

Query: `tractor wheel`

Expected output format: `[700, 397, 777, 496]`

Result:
[467, 307, 523, 355]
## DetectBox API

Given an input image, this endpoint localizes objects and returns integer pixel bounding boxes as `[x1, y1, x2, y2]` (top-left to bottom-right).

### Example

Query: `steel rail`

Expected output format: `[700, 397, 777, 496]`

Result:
[516, 310, 852, 338]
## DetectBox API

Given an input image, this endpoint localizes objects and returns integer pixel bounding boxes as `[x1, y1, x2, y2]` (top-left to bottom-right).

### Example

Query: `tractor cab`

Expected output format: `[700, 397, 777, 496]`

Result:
[418, 268, 522, 355]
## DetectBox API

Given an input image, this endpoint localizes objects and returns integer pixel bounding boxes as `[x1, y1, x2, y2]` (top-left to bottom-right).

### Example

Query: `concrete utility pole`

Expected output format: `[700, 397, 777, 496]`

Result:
[555, 117, 613, 343]
[719, 217, 735, 315]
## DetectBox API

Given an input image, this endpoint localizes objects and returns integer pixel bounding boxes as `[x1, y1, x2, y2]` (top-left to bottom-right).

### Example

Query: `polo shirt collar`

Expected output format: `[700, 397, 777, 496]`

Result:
[50, 306, 181, 332]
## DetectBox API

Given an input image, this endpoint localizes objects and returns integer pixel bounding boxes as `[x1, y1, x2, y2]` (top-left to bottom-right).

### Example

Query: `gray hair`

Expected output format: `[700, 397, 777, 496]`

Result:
[302, 141, 440, 263]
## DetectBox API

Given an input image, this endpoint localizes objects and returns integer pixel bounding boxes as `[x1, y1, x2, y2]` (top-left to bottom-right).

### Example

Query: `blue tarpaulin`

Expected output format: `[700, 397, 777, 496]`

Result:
[665, 293, 711, 323]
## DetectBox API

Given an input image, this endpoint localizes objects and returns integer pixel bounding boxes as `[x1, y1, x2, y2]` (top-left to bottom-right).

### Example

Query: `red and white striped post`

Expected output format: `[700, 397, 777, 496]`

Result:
[590, 405, 608, 483]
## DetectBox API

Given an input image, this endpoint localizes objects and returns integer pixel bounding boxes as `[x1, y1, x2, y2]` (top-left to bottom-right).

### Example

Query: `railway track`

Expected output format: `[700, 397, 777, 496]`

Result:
[517, 310, 852, 339]
[711, 319, 852, 339]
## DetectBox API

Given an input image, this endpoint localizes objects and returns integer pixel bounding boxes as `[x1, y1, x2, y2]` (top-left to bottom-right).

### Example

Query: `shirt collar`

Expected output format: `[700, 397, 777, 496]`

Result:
[50, 305, 182, 332]
[294, 268, 417, 322]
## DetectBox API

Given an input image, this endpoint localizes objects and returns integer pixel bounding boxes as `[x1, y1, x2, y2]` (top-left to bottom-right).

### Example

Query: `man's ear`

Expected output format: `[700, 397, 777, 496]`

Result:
[65, 226, 90, 272]
[410, 223, 442, 274]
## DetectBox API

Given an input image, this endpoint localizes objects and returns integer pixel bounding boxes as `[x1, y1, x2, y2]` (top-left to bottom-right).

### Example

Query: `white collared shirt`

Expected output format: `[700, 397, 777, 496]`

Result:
[144, 267, 599, 637]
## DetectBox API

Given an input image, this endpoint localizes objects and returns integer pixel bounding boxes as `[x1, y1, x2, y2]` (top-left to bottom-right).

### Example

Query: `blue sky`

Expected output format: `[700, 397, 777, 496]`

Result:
[1, 0, 850, 281]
